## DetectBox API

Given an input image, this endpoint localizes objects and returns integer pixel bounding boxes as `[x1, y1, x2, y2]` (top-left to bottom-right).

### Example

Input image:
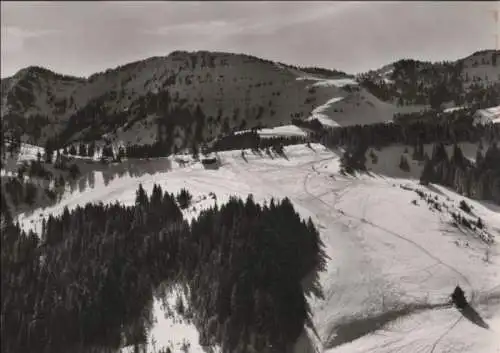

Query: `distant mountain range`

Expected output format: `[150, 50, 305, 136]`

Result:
[1, 49, 499, 150]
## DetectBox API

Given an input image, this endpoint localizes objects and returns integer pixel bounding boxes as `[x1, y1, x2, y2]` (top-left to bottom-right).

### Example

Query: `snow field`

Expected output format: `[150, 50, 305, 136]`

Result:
[13, 143, 500, 353]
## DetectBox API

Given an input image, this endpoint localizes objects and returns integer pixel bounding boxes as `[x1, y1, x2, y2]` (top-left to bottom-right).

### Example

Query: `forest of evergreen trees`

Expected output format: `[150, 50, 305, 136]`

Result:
[1, 184, 326, 353]
[420, 142, 500, 204]
[313, 117, 500, 204]
[209, 130, 307, 153]
[357, 56, 500, 109]
[316, 115, 499, 150]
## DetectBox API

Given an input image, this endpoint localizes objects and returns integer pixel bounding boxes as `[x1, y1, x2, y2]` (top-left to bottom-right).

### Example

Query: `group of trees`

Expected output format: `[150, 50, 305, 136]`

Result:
[1, 184, 326, 353]
[393, 106, 476, 125]
[420, 143, 500, 204]
[0, 142, 81, 215]
[2, 177, 42, 207]
[316, 117, 499, 151]
[124, 142, 169, 159]
[184, 195, 326, 352]
[312, 113, 500, 204]
[357, 57, 500, 109]
[209, 130, 307, 153]
[1, 132, 23, 158]
[1, 158, 79, 213]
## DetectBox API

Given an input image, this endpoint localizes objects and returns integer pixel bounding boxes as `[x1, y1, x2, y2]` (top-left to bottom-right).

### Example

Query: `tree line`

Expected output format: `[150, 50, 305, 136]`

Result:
[310, 115, 500, 204]
[420, 142, 500, 204]
[1, 184, 326, 353]
[209, 130, 307, 153]
[357, 57, 500, 109]
[314, 115, 499, 151]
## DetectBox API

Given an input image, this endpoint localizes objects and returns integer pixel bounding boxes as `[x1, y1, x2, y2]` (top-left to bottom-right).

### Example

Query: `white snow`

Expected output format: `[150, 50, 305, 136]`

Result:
[444, 106, 466, 113]
[12, 144, 500, 353]
[234, 124, 308, 138]
[310, 78, 359, 88]
[308, 97, 345, 127]
[473, 105, 500, 125]
[295, 76, 358, 88]
[257, 124, 308, 137]
[120, 287, 218, 353]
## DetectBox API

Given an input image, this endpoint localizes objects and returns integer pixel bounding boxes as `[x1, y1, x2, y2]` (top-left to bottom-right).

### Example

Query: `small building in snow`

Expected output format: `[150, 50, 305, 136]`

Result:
[201, 153, 220, 169]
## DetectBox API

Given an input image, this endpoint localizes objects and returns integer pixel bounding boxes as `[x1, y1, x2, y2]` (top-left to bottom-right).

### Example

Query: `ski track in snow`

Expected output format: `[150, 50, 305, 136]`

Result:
[12, 144, 500, 353]
[301, 159, 475, 353]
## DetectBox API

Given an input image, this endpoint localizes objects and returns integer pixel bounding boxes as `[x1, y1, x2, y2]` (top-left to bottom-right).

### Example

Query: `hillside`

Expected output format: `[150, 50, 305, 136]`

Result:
[358, 50, 500, 111]
[0, 51, 361, 149]
[6, 143, 499, 353]
[4, 50, 494, 152]
[2, 48, 500, 353]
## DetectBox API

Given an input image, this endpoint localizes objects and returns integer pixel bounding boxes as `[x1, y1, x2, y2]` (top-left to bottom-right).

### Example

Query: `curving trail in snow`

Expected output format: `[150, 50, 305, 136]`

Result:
[298, 158, 499, 353]
[15, 144, 500, 353]
[300, 160, 474, 353]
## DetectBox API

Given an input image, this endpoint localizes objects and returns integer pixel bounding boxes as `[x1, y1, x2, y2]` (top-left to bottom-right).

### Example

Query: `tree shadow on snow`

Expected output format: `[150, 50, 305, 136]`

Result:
[324, 301, 450, 349]
[306, 143, 316, 152]
[476, 199, 500, 213]
[278, 150, 289, 160]
[423, 184, 447, 197]
[458, 304, 490, 329]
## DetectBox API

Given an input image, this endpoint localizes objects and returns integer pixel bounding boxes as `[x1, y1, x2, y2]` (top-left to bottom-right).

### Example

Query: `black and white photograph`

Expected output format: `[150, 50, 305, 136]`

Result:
[1, 1, 499, 353]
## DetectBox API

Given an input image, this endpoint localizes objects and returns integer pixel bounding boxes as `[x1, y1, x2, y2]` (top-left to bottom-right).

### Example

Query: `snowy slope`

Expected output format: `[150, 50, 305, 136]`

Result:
[16, 144, 500, 353]
[474, 105, 500, 125]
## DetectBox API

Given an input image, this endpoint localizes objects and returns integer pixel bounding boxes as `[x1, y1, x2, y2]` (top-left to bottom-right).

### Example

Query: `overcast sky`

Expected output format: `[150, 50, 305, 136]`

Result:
[1, 1, 498, 78]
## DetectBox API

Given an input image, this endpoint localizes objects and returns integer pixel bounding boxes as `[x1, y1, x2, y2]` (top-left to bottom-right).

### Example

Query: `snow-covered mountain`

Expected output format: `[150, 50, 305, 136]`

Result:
[5, 50, 498, 150]
[11, 142, 500, 353]
[0, 51, 361, 147]
[358, 50, 500, 110]
[2, 49, 500, 353]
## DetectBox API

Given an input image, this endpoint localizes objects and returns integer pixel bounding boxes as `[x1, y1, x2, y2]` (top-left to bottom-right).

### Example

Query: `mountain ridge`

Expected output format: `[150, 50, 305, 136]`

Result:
[3, 48, 496, 81]
[1, 49, 499, 151]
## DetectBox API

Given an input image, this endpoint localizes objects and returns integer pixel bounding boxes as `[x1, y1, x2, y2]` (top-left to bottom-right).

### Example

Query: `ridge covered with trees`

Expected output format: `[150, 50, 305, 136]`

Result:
[357, 51, 500, 110]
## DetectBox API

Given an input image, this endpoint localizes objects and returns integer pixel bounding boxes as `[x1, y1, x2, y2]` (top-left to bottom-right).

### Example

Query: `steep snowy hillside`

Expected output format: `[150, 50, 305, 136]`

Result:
[16, 144, 500, 353]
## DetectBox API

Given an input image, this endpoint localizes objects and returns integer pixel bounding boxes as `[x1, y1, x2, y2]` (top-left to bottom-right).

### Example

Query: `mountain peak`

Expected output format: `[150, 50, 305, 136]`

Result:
[12, 65, 85, 83]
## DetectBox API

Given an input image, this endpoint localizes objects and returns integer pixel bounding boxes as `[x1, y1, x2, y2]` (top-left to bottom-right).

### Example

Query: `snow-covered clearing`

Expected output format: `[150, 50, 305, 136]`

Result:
[474, 105, 500, 125]
[257, 124, 308, 137]
[16, 144, 500, 353]
[443, 106, 467, 113]
[234, 124, 308, 138]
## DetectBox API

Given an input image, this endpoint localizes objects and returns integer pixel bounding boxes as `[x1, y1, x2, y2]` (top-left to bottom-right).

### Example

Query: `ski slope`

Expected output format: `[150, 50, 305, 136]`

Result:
[16, 144, 500, 353]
